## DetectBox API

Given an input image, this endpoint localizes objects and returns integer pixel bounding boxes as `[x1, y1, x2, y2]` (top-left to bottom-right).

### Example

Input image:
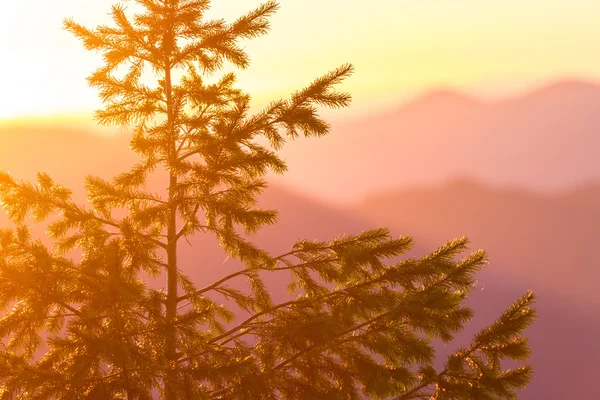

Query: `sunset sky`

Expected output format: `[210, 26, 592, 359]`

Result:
[2, 0, 600, 121]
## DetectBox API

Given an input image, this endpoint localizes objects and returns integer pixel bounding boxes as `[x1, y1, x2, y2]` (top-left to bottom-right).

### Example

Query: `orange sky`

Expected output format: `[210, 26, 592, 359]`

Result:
[2, 0, 600, 121]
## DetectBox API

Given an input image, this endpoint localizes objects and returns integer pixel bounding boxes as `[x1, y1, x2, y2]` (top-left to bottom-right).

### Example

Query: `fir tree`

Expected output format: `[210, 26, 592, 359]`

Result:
[0, 1, 536, 399]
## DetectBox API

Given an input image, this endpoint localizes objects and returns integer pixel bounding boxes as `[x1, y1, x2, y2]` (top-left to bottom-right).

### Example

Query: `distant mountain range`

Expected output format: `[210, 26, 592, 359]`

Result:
[354, 178, 600, 398]
[261, 178, 600, 400]
[215, 180, 600, 400]
[2, 80, 600, 398]
[170, 178, 600, 399]
[356, 177, 600, 308]
[276, 79, 600, 202]
[0, 125, 134, 187]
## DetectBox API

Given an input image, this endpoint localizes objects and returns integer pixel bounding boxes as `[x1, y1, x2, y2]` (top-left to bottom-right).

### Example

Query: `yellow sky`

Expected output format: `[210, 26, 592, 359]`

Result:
[2, 0, 600, 121]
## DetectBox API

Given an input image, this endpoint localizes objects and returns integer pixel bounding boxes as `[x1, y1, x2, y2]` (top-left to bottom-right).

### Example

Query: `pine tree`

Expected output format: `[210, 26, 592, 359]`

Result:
[0, 1, 535, 399]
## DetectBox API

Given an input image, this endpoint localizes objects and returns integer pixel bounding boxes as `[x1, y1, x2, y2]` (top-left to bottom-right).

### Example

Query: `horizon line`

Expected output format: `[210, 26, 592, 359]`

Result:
[1, 75, 598, 125]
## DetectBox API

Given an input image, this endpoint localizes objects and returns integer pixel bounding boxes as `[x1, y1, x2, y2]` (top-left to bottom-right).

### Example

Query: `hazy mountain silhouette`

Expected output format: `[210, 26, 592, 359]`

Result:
[1, 119, 599, 397]
[356, 178, 600, 399]
[276, 79, 600, 202]
[0, 126, 134, 185]
[356, 178, 600, 307]
[182, 179, 600, 399]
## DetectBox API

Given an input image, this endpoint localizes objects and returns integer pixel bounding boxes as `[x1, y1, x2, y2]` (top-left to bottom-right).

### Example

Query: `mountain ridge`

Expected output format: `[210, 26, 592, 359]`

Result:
[274, 78, 600, 202]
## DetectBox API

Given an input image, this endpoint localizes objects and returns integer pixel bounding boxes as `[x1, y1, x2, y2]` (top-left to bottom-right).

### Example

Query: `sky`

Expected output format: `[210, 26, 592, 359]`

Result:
[2, 0, 600, 121]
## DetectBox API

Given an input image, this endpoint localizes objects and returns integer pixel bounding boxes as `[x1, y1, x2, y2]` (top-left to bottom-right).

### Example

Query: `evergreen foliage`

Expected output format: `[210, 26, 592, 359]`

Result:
[0, 1, 535, 399]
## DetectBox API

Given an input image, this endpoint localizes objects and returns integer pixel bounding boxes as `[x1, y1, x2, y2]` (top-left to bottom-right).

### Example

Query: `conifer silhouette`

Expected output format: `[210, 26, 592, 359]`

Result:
[0, 1, 535, 399]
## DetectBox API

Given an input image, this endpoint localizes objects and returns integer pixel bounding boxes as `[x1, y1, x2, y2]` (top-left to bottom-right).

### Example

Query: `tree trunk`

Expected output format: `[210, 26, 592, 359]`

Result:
[164, 58, 179, 400]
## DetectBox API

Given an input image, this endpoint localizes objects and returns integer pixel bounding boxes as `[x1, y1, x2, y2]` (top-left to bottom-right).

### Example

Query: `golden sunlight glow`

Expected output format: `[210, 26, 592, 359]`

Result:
[2, 0, 600, 120]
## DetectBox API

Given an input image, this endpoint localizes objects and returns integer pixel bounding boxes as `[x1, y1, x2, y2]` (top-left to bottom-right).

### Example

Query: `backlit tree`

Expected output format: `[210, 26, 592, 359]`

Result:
[0, 1, 535, 399]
